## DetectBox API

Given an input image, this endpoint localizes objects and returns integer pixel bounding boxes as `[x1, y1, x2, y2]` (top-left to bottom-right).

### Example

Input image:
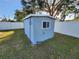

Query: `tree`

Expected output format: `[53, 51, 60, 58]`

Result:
[14, 0, 35, 22]
[8, 19, 16, 22]
[37, 0, 74, 20]
[14, 9, 27, 22]
[21, 0, 37, 14]
[20, 0, 75, 20]
[14, 0, 76, 21]
[1, 17, 8, 22]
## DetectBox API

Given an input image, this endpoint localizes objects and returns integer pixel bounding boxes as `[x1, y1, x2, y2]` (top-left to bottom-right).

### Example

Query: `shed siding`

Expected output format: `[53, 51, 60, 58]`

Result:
[24, 14, 55, 44]
[24, 18, 31, 39]
[24, 17, 35, 44]
[32, 17, 54, 44]
[30, 18, 35, 44]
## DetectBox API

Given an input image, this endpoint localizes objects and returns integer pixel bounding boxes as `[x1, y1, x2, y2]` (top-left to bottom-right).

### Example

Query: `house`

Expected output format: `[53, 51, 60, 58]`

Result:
[65, 13, 75, 20]
[24, 14, 55, 44]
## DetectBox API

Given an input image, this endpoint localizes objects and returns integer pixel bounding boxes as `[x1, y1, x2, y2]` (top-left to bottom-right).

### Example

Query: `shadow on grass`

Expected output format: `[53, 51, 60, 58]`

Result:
[0, 29, 31, 48]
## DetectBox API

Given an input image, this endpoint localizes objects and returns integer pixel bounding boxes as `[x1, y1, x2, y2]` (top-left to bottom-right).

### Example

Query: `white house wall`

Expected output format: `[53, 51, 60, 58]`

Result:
[65, 13, 75, 20]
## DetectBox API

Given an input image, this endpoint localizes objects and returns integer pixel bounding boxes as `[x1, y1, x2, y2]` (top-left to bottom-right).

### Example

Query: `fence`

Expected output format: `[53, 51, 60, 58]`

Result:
[0, 22, 24, 30]
[54, 22, 79, 38]
[0, 22, 79, 38]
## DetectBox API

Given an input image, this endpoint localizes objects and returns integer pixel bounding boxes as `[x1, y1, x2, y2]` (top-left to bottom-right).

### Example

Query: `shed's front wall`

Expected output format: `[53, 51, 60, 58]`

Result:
[32, 17, 54, 44]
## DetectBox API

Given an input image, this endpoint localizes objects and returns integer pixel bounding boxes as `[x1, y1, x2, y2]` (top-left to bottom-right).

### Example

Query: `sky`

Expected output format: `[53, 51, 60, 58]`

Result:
[0, 0, 22, 19]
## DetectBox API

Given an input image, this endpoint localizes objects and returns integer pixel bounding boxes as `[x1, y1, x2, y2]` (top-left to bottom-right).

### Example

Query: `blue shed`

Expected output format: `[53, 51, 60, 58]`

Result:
[24, 14, 55, 44]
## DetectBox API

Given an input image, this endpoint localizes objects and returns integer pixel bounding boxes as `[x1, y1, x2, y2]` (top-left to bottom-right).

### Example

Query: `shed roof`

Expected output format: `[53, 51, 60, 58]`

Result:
[24, 14, 56, 20]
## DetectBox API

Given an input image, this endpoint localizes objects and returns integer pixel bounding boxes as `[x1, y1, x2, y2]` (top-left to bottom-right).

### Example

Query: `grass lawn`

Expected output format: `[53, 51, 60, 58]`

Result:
[0, 31, 14, 42]
[74, 17, 79, 21]
[0, 30, 79, 59]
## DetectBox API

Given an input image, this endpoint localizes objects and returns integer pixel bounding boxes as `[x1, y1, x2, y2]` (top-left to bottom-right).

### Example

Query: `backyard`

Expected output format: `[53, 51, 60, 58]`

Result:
[0, 30, 79, 59]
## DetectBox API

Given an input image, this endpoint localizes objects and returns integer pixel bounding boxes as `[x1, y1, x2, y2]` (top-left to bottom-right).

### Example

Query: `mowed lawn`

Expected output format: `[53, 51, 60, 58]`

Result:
[0, 30, 79, 59]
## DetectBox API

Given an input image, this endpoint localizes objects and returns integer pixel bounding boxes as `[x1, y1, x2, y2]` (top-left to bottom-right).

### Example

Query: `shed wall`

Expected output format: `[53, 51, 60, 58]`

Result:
[32, 17, 54, 44]
[24, 18, 31, 39]
[24, 18, 35, 43]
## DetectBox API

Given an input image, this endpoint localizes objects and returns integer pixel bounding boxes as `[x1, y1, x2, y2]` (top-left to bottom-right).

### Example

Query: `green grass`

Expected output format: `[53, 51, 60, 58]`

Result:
[74, 17, 79, 21]
[0, 30, 79, 59]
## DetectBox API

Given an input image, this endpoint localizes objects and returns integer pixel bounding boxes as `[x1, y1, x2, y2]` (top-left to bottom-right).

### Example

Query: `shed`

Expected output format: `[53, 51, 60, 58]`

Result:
[24, 14, 55, 44]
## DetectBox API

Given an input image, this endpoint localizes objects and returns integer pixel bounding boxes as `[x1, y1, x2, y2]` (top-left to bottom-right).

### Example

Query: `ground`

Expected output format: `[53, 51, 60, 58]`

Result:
[0, 30, 79, 59]
[74, 17, 79, 21]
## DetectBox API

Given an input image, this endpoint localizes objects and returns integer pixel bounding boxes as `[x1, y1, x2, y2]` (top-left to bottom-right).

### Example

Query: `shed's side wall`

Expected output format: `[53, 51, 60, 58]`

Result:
[30, 18, 35, 44]
[24, 18, 35, 44]
[24, 18, 31, 39]
[32, 17, 54, 44]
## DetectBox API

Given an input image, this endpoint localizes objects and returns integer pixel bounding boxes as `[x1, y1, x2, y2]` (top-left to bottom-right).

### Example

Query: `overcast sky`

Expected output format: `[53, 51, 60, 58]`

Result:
[0, 0, 22, 19]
